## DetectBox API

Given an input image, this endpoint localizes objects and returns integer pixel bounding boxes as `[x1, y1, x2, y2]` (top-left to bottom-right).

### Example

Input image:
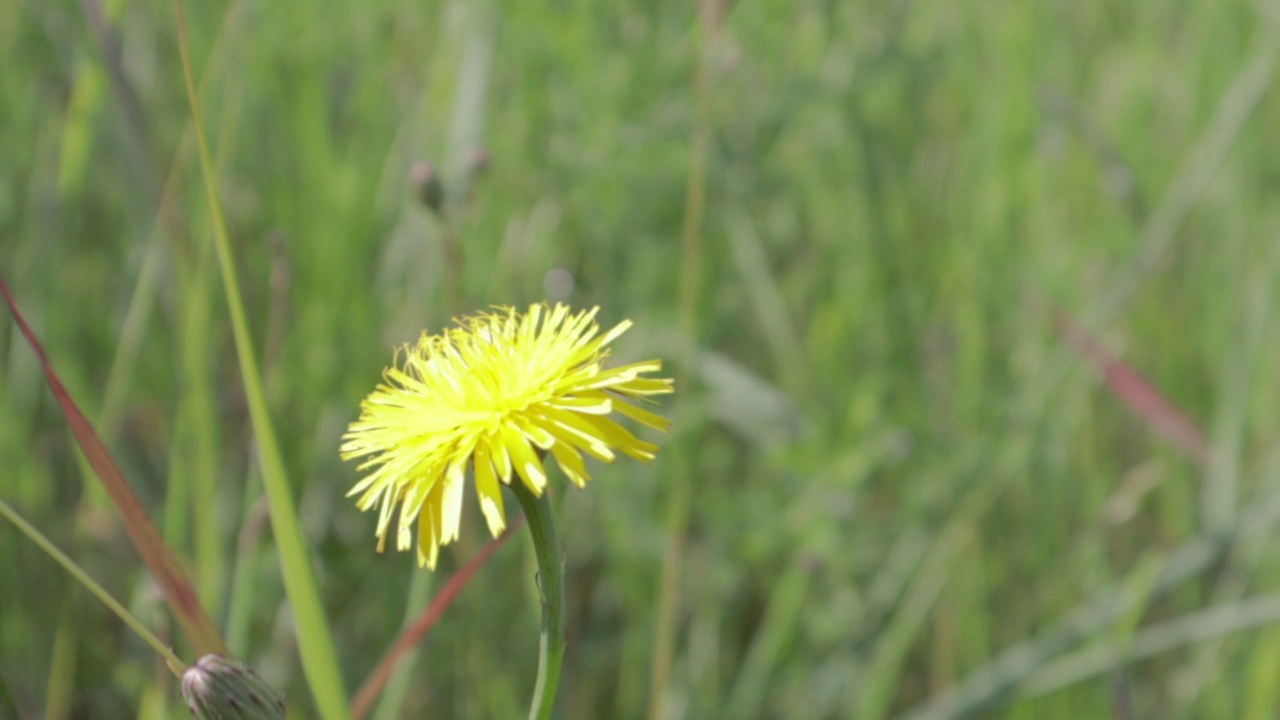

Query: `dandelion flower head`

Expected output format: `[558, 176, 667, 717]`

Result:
[341, 303, 673, 569]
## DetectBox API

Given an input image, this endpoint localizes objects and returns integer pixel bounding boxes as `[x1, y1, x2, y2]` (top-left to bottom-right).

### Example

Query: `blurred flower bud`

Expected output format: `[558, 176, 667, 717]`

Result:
[409, 160, 444, 213]
[181, 654, 286, 719]
[467, 146, 490, 180]
[542, 268, 575, 301]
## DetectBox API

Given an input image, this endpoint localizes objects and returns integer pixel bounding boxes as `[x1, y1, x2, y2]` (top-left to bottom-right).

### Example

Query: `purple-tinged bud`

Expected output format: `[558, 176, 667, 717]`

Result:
[181, 654, 286, 719]
[409, 160, 445, 213]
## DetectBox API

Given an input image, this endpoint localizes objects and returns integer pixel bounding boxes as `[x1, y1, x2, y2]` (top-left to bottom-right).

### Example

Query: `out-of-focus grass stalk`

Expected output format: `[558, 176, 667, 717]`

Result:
[225, 488, 270, 656]
[1022, 592, 1280, 698]
[894, 19, 1280, 720]
[354, 519, 524, 720]
[0, 671, 20, 720]
[896, 464, 1280, 720]
[176, 257, 224, 616]
[88, 0, 246, 440]
[648, 2, 718, 718]
[368, 569, 433, 720]
[1054, 14, 1280, 383]
[172, 3, 350, 717]
[0, 277, 226, 657]
[0, 498, 186, 675]
[725, 561, 814, 717]
[43, 615, 76, 720]
[83, 3, 245, 639]
[83, 0, 243, 617]
[373, 9, 494, 718]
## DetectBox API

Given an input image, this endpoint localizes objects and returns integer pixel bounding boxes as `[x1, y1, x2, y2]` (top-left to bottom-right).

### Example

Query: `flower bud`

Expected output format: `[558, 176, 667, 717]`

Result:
[181, 654, 286, 719]
[409, 160, 445, 213]
[467, 146, 490, 180]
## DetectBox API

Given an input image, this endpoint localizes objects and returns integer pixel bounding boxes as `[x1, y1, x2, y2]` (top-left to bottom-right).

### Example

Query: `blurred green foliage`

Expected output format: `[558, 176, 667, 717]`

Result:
[5, 1, 1280, 718]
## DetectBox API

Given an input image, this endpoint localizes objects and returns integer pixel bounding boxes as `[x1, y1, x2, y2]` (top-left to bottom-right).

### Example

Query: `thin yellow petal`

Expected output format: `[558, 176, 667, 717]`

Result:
[550, 393, 614, 415]
[417, 485, 443, 570]
[473, 443, 507, 536]
[501, 423, 548, 496]
[611, 399, 672, 433]
[549, 440, 590, 488]
[535, 408, 618, 463]
[577, 414, 660, 462]
[440, 456, 467, 543]
[488, 432, 514, 483]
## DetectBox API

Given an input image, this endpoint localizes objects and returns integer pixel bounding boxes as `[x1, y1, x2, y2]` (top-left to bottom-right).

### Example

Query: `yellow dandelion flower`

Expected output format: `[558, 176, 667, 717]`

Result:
[341, 303, 674, 569]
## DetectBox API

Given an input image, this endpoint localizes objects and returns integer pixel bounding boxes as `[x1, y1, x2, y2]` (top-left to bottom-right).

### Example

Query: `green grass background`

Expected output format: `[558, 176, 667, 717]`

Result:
[5, 0, 1280, 718]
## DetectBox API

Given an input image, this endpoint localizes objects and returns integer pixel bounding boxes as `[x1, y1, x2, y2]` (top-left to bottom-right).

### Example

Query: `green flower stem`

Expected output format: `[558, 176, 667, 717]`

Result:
[512, 483, 566, 720]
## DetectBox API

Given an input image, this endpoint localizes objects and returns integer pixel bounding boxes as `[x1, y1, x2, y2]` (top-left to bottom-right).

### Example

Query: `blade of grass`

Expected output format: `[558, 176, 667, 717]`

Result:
[1199, 250, 1273, 532]
[171, 2, 350, 717]
[224, 487, 270, 656]
[0, 672, 17, 720]
[1085, 13, 1280, 329]
[0, 276, 225, 658]
[352, 518, 523, 720]
[172, 233, 225, 618]
[854, 479, 988, 719]
[0, 498, 186, 674]
[649, 2, 720, 716]
[1022, 592, 1280, 698]
[895, 469, 1280, 720]
[369, 571, 435, 720]
[725, 559, 815, 718]
[725, 211, 808, 399]
[1054, 310, 1209, 466]
[43, 614, 76, 720]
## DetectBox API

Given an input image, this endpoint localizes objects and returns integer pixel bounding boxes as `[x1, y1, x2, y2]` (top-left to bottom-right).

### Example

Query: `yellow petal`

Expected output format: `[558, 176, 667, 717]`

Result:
[440, 455, 467, 543]
[577, 414, 659, 462]
[610, 399, 672, 433]
[501, 423, 548, 496]
[536, 407, 618, 463]
[488, 432, 514, 483]
[417, 485, 443, 570]
[549, 440, 590, 488]
[550, 393, 614, 415]
[473, 443, 507, 536]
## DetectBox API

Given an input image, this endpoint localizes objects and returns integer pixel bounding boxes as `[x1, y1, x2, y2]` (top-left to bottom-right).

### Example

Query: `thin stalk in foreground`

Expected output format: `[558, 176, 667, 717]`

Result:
[512, 484, 566, 720]
[0, 499, 186, 675]
[172, 2, 350, 717]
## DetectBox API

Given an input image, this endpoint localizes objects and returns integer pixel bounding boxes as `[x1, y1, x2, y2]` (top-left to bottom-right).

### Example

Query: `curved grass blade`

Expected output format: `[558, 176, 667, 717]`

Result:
[0, 276, 225, 658]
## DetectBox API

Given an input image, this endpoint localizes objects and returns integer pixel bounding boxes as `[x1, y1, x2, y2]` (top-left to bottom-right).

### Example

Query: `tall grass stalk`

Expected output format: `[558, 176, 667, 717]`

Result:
[648, 2, 717, 717]
[172, 2, 349, 717]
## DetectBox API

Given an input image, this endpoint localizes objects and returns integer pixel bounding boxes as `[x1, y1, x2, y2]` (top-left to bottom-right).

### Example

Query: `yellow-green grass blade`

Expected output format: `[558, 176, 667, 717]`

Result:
[171, 2, 350, 717]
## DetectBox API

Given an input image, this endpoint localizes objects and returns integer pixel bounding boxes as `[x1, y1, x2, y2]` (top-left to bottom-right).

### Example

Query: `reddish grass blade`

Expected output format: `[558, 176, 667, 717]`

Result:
[0, 275, 227, 656]
[350, 517, 524, 720]
[1055, 310, 1209, 467]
